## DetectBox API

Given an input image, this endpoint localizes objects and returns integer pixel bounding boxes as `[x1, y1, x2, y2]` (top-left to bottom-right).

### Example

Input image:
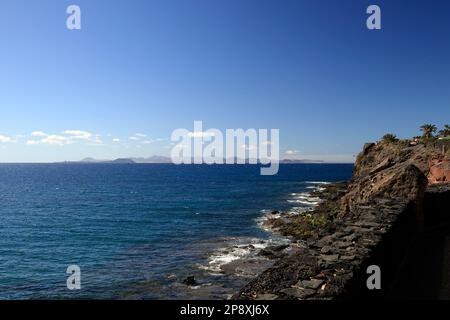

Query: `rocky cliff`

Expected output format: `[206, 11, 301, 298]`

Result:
[234, 139, 450, 300]
[341, 140, 450, 214]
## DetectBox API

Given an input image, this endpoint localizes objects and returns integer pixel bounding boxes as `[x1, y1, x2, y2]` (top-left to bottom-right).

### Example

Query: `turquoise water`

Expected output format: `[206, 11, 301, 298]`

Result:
[0, 163, 352, 299]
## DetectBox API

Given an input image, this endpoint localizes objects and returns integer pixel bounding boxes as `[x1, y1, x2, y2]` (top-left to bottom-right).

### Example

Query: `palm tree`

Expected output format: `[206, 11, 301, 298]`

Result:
[420, 124, 437, 138]
[439, 124, 450, 138]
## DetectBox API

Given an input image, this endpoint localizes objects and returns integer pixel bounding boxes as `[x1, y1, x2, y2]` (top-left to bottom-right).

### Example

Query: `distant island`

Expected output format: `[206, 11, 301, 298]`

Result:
[60, 157, 326, 164]
[75, 156, 173, 164]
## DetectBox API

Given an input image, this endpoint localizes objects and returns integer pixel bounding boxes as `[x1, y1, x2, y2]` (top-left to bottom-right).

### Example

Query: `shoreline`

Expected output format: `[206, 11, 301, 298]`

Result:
[182, 181, 341, 299]
[175, 181, 338, 300]
[230, 181, 349, 299]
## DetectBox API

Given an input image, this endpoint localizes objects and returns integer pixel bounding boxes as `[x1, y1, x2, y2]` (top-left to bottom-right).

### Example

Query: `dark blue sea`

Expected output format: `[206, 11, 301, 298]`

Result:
[0, 163, 352, 299]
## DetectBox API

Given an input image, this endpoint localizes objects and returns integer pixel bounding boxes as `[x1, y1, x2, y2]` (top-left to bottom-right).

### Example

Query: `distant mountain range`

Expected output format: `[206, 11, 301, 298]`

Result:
[65, 157, 324, 164]
[77, 156, 173, 164]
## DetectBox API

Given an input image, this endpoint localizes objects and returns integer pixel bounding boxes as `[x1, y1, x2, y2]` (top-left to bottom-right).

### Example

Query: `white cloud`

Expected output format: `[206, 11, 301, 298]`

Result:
[128, 133, 149, 141]
[64, 130, 102, 144]
[41, 135, 72, 146]
[26, 130, 102, 146]
[63, 130, 93, 140]
[0, 135, 13, 143]
[112, 138, 120, 142]
[142, 140, 154, 144]
[286, 150, 300, 155]
[31, 131, 47, 137]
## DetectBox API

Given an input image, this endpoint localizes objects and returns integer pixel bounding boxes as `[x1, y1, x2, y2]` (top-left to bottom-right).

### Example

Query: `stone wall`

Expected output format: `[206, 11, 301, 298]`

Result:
[235, 186, 450, 300]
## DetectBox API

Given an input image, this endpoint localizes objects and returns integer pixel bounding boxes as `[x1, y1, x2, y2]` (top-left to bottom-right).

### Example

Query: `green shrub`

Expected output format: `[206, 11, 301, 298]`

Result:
[381, 133, 399, 143]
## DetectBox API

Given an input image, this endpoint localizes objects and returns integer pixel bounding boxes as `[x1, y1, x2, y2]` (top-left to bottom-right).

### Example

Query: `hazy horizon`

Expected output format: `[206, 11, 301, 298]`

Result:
[0, 155, 355, 164]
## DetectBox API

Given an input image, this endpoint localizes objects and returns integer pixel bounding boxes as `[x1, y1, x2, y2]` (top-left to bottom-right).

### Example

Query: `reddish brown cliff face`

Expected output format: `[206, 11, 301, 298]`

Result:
[341, 140, 450, 214]
[428, 156, 450, 183]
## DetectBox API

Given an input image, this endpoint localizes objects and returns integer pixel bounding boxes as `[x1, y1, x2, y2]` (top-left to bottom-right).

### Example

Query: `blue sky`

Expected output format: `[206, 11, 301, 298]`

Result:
[0, 0, 449, 162]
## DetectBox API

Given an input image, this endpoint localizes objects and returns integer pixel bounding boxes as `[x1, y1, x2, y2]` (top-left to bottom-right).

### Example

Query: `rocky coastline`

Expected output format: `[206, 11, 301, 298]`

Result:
[233, 138, 450, 300]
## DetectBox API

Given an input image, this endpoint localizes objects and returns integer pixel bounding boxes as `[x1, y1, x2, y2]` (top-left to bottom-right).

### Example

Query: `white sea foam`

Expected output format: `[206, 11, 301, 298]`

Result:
[257, 181, 329, 233]
[200, 181, 329, 276]
[287, 199, 320, 205]
[292, 194, 321, 201]
[255, 211, 283, 231]
[199, 237, 288, 274]
[307, 186, 327, 190]
[304, 181, 331, 185]
[287, 190, 322, 206]
[257, 183, 327, 231]
[290, 206, 314, 214]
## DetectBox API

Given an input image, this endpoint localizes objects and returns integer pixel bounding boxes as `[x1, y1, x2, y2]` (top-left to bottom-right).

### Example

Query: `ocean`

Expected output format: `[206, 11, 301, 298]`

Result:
[0, 163, 353, 299]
